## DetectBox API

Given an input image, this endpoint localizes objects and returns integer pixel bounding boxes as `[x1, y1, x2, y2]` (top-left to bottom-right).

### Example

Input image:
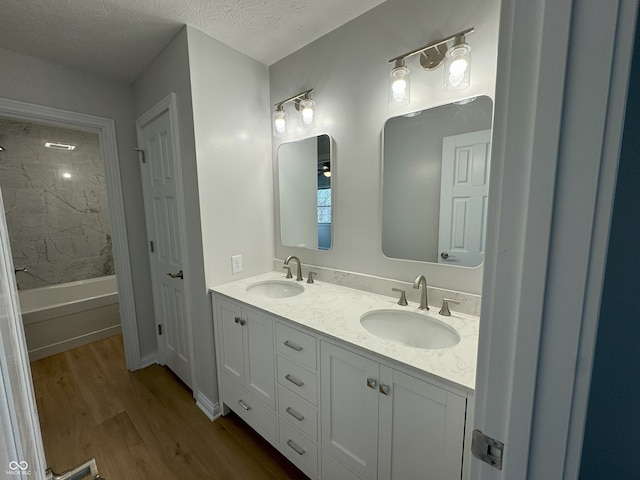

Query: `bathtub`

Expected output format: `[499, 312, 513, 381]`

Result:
[19, 275, 122, 361]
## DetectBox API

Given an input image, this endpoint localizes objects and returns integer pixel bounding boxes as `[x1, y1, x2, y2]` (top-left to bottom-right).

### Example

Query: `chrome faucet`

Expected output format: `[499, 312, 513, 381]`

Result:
[284, 255, 303, 281]
[413, 274, 429, 310]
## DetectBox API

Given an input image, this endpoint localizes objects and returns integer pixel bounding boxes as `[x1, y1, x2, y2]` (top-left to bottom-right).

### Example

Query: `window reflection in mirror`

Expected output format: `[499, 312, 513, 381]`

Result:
[382, 96, 493, 267]
[278, 134, 333, 250]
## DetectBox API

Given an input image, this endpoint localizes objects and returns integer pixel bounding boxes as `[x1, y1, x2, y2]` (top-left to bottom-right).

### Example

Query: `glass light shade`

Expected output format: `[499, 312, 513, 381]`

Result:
[299, 98, 316, 129]
[273, 107, 288, 136]
[444, 42, 471, 91]
[389, 61, 410, 106]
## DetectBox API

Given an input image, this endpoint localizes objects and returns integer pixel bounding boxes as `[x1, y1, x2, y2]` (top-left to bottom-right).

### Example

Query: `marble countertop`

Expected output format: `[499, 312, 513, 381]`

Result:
[211, 271, 479, 393]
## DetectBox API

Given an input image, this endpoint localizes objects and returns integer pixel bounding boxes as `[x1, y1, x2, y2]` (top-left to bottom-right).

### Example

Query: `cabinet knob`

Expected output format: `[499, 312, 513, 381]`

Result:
[379, 384, 391, 396]
[234, 317, 246, 326]
[366, 377, 377, 389]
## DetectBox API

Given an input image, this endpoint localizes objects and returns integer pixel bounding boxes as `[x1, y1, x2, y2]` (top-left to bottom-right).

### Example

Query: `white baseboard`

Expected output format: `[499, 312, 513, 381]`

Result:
[28, 325, 122, 362]
[195, 391, 220, 421]
[139, 352, 158, 369]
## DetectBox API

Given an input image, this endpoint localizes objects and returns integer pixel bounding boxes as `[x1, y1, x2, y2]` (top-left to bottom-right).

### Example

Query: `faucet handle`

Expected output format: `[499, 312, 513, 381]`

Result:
[391, 288, 408, 306]
[439, 298, 461, 316]
[283, 265, 293, 279]
[307, 271, 317, 284]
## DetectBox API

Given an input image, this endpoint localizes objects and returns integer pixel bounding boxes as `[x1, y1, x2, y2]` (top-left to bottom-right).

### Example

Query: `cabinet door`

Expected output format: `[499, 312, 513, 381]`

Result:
[321, 342, 379, 479]
[377, 366, 466, 480]
[244, 307, 276, 409]
[217, 297, 245, 385]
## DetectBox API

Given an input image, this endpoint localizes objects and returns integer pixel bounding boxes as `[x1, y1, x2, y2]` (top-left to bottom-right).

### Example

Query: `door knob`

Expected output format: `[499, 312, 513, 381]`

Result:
[167, 270, 184, 279]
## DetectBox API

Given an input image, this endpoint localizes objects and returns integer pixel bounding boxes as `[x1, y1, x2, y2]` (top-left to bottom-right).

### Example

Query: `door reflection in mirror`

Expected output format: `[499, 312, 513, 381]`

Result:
[382, 96, 493, 267]
[278, 134, 333, 250]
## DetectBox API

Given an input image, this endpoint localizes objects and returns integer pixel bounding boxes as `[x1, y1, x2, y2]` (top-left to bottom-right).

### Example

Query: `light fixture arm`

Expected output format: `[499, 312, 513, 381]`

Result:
[274, 89, 314, 109]
[388, 27, 474, 64]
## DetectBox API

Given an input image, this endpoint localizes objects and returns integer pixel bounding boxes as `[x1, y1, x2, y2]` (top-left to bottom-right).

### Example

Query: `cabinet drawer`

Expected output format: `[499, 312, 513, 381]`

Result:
[277, 355, 318, 405]
[278, 384, 318, 441]
[221, 375, 277, 443]
[276, 322, 317, 371]
[321, 452, 361, 480]
[279, 418, 318, 479]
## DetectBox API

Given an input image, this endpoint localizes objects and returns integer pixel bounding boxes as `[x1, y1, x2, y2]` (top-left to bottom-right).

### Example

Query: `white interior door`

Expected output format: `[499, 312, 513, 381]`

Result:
[0, 189, 47, 479]
[438, 130, 491, 267]
[137, 99, 192, 389]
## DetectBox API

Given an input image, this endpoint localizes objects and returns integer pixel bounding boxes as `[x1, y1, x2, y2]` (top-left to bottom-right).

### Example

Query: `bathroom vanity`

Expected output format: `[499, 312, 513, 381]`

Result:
[211, 272, 479, 480]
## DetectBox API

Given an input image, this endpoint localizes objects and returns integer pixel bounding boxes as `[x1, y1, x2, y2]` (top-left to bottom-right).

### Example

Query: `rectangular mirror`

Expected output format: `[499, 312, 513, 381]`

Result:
[278, 134, 333, 250]
[382, 96, 493, 267]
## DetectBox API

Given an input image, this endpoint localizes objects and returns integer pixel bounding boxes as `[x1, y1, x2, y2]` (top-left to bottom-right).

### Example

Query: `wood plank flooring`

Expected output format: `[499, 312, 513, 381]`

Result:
[30, 335, 308, 479]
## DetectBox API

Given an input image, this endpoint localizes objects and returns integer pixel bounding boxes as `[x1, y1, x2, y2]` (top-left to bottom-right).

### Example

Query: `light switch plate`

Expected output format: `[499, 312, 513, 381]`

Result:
[231, 255, 243, 274]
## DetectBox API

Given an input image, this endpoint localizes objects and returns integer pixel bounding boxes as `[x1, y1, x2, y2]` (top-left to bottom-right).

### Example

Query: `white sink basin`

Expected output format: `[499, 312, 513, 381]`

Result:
[360, 309, 460, 349]
[246, 280, 304, 298]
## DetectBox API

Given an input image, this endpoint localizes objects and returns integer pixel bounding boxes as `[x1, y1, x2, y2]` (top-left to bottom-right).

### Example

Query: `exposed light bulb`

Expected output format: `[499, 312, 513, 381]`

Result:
[389, 60, 410, 106]
[449, 57, 469, 77]
[299, 97, 316, 129]
[273, 106, 287, 136]
[444, 37, 471, 91]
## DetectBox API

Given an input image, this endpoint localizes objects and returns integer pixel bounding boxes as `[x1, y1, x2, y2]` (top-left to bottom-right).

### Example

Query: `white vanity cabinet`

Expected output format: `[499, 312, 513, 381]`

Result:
[320, 341, 467, 480]
[214, 296, 277, 441]
[212, 291, 471, 480]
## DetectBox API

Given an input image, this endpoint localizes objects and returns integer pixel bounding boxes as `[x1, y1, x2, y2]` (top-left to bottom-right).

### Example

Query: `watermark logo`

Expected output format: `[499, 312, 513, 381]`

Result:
[7, 460, 31, 476]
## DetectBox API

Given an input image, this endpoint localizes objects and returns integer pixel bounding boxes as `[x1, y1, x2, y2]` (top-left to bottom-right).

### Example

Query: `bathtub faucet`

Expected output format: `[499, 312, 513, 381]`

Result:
[14, 267, 28, 274]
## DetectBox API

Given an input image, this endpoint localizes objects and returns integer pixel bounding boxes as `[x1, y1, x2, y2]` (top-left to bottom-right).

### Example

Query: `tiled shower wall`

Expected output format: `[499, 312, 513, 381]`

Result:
[0, 119, 114, 290]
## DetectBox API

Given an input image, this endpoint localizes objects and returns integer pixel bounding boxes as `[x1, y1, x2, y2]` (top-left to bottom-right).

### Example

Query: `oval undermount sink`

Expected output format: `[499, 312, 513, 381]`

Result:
[246, 280, 304, 298]
[360, 309, 460, 349]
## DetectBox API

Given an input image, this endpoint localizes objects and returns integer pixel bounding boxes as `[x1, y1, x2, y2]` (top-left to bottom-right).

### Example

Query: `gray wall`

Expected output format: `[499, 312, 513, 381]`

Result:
[269, 0, 500, 294]
[0, 120, 113, 289]
[0, 47, 156, 358]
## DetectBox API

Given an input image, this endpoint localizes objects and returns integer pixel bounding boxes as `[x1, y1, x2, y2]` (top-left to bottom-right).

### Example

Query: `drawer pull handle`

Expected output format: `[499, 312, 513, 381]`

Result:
[366, 377, 377, 389]
[284, 340, 303, 352]
[285, 406, 305, 422]
[285, 374, 304, 387]
[237, 399, 251, 411]
[286, 439, 306, 456]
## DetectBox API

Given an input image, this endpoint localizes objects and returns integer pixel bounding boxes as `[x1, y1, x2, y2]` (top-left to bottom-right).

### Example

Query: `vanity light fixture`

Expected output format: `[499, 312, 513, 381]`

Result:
[272, 89, 315, 136]
[388, 27, 474, 107]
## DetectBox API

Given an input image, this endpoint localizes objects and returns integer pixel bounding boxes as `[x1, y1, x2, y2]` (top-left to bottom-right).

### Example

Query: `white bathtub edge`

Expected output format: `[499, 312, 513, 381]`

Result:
[28, 325, 122, 362]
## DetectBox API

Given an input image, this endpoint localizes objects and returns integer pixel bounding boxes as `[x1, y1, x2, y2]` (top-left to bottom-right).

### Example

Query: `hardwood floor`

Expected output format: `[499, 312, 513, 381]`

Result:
[30, 335, 308, 479]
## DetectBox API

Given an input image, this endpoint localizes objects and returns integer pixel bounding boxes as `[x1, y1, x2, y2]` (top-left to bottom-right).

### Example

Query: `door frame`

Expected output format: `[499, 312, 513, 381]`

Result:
[0, 97, 142, 370]
[471, 0, 637, 478]
[136, 92, 197, 392]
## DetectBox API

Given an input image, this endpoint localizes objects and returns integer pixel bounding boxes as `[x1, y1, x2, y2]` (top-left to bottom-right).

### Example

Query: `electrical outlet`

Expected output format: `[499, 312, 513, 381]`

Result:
[231, 255, 243, 274]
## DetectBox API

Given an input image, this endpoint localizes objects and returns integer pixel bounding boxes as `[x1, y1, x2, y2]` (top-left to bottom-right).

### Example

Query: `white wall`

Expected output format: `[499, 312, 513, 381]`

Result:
[269, 0, 500, 294]
[132, 27, 214, 403]
[0, 47, 157, 357]
[187, 26, 274, 289]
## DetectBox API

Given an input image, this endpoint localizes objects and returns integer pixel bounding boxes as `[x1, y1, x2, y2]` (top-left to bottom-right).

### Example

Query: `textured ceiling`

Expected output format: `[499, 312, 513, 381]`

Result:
[0, 0, 386, 83]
